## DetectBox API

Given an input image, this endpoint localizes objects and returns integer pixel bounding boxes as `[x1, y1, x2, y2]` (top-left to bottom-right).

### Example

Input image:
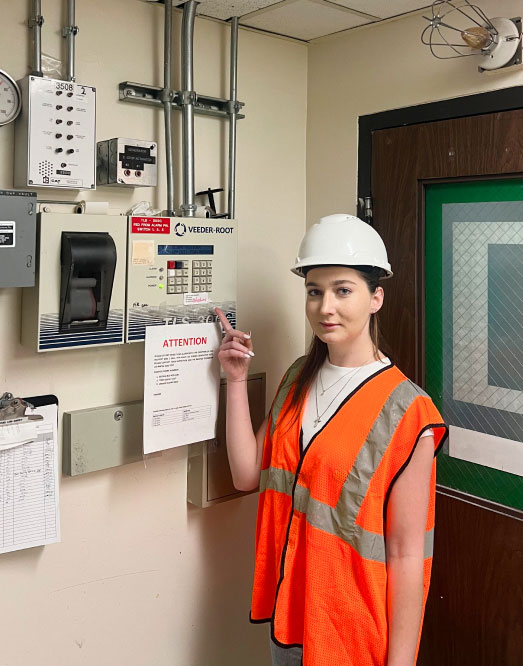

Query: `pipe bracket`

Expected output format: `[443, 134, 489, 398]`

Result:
[28, 15, 44, 27]
[159, 88, 175, 103]
[178, 90, 198, 106]
[226, 100, 244, 115]
[62, 25, 79, 37]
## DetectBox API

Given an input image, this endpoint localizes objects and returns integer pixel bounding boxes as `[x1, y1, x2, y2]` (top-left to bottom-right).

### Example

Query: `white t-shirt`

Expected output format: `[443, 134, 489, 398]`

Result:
[302, 357, 433, 449]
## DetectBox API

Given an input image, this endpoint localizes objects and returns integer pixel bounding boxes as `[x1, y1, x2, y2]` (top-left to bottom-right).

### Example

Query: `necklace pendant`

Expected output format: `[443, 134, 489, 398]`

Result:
[314, 417, 321, 427]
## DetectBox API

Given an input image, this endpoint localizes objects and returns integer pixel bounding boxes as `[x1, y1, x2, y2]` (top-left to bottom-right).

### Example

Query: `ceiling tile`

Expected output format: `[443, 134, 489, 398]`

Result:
[194, 0, 283, 21]
[327, 1, 432, 19]
[240, 0, 372, 41]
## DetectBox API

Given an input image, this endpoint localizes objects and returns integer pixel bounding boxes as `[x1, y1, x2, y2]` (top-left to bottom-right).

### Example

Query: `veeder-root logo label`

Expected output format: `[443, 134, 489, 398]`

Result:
[174, 222, 187, 237]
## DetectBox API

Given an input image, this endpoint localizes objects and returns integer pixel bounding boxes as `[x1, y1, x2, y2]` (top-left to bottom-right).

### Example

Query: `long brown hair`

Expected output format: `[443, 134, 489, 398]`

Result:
[281, 266, 387, 426]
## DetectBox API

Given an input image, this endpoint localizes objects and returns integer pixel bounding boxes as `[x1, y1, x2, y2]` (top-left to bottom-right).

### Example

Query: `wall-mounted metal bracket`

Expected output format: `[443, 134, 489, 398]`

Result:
[119, 81, 245, 120]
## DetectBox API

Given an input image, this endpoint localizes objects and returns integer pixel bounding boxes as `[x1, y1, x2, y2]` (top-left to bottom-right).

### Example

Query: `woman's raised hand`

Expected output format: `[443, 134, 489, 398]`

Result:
[215, 307, 254, 382]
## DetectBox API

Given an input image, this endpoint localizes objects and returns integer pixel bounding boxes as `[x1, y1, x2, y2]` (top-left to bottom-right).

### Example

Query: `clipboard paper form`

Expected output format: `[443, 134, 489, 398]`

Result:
[0, 396, 61, 555]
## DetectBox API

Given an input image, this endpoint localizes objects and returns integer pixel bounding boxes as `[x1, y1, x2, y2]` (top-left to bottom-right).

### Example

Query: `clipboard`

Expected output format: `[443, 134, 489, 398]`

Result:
[0, 393, 60, 555]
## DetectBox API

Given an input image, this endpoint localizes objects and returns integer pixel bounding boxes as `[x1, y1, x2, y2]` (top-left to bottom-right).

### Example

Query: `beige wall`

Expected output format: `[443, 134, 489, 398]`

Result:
[307, 0, 523, 224]
[0, 1, 307, 665]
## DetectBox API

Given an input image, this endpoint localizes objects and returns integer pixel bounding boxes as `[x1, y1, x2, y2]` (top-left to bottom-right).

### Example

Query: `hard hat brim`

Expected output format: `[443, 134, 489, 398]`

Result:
[291, 260, 393, 279]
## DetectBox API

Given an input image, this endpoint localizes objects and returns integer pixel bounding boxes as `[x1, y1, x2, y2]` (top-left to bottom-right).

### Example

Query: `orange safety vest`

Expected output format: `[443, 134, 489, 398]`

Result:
[250, 358, 448, 666]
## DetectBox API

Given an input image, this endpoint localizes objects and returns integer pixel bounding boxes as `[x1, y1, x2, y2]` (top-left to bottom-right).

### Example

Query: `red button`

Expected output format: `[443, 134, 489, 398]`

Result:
[167, 261, 175, 269]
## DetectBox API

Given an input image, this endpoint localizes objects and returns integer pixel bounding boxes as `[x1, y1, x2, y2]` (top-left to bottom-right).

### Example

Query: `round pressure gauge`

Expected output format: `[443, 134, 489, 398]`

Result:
[0, 69, 22, 126]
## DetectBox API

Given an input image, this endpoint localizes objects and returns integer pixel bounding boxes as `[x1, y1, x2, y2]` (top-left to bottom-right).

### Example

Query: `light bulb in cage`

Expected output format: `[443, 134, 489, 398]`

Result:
[421, 0, 522, 71]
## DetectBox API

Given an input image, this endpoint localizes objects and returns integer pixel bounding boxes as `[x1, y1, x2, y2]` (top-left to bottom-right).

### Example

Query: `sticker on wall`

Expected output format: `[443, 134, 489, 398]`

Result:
[0, 222, 15, 248]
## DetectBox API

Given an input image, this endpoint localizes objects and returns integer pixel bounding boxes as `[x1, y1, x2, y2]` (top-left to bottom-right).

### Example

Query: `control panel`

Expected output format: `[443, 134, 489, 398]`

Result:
[97, 138, 157, 187]
[126, 217, 237, 342]
[14, 76, 96, 190]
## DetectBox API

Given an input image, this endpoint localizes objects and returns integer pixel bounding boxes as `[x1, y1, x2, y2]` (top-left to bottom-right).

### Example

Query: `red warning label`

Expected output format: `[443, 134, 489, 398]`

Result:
[131, 217, 171, 234]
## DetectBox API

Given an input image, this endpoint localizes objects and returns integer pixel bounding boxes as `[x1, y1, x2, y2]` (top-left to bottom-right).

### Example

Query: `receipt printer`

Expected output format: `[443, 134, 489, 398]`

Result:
[21, 213, 126, 352]
[59, 232, 116, 333]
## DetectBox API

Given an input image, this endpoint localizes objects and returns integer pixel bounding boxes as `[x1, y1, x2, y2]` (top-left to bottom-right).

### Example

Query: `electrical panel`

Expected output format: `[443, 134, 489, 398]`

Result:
[97, 138, 157, 187]
[126, 216, 237, 342]
[21, 213, 126, 352]
[0, 189, 37, 287]
[14, 76, 96, 190]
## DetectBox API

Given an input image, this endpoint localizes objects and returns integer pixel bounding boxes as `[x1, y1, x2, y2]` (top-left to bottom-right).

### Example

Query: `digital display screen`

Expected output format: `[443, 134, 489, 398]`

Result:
[157, 245, 214, 256]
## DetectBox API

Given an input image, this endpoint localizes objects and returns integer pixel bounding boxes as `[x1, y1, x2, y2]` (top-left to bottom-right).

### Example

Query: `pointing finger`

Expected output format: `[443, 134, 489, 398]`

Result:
[215, 308, 251, 341]
[215, 307, 233, 333]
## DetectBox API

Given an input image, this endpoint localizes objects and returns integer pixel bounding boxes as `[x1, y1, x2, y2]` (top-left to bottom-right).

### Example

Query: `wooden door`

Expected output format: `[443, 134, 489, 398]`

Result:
[370, 110, 523, 666]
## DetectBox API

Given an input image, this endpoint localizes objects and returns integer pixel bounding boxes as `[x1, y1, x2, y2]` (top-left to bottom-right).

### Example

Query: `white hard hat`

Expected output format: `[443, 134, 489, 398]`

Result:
[291, 213, 393, 278]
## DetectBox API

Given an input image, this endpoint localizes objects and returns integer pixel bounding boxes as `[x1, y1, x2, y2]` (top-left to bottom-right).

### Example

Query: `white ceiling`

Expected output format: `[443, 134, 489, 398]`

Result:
[173, 0, 433, 41]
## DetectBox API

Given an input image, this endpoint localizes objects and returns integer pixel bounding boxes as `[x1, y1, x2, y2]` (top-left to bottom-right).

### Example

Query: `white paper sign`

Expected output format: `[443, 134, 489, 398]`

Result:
[143, 323, 221, 453]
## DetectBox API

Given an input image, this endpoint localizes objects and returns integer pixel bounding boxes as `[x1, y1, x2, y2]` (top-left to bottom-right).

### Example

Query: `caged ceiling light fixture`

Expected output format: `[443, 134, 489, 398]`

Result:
[421, 0, 522, 71]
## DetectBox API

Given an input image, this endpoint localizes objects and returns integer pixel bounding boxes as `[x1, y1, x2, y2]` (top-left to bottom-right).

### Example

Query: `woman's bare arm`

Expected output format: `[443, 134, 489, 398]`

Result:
[216, 307, 267, 491]
[385, 435, 435, 666]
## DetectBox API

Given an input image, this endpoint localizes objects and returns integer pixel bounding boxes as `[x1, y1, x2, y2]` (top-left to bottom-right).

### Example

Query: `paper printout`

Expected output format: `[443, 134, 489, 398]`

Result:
[143, 323, 221, 453]
[0, 404, 61, 555]
[132, 240, 155, 266]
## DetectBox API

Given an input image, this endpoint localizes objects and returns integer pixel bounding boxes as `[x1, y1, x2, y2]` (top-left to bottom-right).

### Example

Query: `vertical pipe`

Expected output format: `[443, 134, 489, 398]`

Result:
[31, 0, 43, 77]
[228, 17, 239, 219]
[163, 0, 175, 216]
[65, 0, 76, 82]
[181, 0, 198, 218]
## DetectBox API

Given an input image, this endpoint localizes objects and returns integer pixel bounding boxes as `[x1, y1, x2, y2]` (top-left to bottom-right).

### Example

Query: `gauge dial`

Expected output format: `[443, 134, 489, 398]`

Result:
[0, 69, 22, 126]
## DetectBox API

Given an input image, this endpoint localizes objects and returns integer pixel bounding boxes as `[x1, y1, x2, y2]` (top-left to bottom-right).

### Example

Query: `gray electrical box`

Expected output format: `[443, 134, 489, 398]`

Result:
[63, 401, 144, 476]
[187, 373, 266, 508]
[97, 138, 157, 187]
[0, 189, 37, 287]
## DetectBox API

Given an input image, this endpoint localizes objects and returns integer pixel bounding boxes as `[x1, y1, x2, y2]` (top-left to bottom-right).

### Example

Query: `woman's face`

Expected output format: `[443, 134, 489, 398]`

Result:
[305, 266, 383, 348]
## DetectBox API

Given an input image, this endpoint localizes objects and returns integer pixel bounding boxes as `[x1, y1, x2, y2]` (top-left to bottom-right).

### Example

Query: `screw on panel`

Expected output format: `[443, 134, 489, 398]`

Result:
[114, 410, 123, 421]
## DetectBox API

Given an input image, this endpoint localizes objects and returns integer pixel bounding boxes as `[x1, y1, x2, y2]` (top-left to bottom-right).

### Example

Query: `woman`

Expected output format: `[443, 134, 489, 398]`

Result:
[216, 214, 447, 666]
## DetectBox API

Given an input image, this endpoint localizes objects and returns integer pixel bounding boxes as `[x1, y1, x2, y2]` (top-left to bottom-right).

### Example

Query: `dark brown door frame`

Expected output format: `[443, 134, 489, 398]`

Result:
[357, 85, 523, 210]
[357, 86, 523, 386]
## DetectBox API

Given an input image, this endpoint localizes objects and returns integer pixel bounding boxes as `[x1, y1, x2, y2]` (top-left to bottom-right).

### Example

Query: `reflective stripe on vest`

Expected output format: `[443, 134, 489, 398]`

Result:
[261, 378, 435, 563]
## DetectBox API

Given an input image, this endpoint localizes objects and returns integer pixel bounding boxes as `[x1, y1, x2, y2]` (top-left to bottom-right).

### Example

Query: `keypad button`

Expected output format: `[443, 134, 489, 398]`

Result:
[193, 269, 200, 276]
[183, 269, 188, 276]
[194, 261, 200, 268]
[168, 278, 175, 285]
[167, 287, 175, 294]
[182, 277, 189, 285]
[183, 260, 189, 268]
[193, 285, 200, 292]
[175, 286, 182, 293]
[193, 277, 200, 284]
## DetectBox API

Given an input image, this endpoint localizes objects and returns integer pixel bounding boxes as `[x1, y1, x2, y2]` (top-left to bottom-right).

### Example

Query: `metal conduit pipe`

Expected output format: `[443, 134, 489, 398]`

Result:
[228, 17, 239, 219]
[162, 0, 175, 216]
[63, 0, 78, 82]
[30, 0, 44, 77]
[180, 0, 198, 218]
